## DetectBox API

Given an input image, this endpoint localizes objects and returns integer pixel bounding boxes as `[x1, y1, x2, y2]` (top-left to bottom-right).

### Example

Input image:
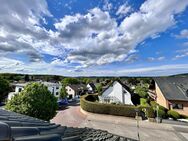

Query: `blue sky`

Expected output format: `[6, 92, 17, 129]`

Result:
[0, 0, 188, 76]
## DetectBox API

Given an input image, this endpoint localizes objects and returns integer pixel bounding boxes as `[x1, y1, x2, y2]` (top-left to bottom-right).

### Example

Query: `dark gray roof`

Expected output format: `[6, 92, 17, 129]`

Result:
[0, 109, 136, 141]
[154, 77, 188, 101]
[88, 83, 96, 90]
[68, 84, 86, 91]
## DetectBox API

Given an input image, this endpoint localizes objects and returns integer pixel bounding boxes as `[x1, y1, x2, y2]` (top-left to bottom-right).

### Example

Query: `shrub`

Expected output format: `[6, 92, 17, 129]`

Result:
[146, 107, 155, 118]
[150, 101, 168, 112]
[167, 110, 180, 120]
[81, 95, 152, 119]
[6, 83, 58, 121]
[140, 98, 149, 107]
[158, 109, 166, 118]
[180, 114, 188, 119]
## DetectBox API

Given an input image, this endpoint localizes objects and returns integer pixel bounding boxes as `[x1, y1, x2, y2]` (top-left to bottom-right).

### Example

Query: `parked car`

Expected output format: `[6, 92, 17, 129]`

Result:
[57, 98, 68, 107]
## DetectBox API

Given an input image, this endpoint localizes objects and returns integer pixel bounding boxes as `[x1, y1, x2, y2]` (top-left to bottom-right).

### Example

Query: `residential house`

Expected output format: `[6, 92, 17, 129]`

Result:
[8, 81, 62, 100]
[154, 77, 188, 115]
[86, 83, 96, 93]
[100, 80, 134, 105]
[65, 84, 86, 99]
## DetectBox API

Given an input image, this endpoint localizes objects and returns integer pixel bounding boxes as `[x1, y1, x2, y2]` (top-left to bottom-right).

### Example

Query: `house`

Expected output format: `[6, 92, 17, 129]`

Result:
[86, 83, 96, 93]
[65, 84, 86, 99]
[8, 81, 62, 100]
[154, 77, 188, 115]
[100, 80, 134, 105]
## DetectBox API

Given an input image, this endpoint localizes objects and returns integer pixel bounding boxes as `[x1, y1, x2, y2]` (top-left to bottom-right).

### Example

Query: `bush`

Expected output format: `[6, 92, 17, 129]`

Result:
[140, 98, 149, 107]
[6, 83, 58, 121]
[81, 95, 152, 119]
[180, 114, 188, 119]
[150, 101, 168, 112]
[158, 109, 166, 118]
[146, 107, 155, 118]
[167, 110, 180, 120]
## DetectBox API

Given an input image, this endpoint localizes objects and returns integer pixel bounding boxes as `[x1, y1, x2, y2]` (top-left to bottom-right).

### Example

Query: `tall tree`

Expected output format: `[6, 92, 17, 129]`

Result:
[0, 77, 10, 102]
[24, 74, 30, 82]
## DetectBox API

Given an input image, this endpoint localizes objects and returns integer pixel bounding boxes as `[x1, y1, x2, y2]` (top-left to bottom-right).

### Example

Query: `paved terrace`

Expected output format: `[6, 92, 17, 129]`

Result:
[51, 102, 188, 141]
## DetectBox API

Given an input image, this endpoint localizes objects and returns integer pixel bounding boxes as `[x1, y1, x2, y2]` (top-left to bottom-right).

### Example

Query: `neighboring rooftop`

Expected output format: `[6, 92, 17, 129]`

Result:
[154, 76, 188, 101]
[0, 109, 135, 141]
[68, 84, 86, 91]
[12, 81, 60, 87]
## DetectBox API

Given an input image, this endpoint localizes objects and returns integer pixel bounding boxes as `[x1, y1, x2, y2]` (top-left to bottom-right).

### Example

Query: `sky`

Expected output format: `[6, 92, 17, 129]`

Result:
[0, 0, 188, 76]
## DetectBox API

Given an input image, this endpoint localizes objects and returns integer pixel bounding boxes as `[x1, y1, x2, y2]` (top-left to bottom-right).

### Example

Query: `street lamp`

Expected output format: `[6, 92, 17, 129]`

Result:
[135, 108, 140, 141]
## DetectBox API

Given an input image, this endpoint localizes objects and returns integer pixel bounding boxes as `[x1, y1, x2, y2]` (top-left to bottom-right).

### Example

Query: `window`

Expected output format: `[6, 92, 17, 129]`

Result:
[56, 92, 59, 95]
[172, 103, 183, 109]
[18, 88, 22, 92]
[56, 87, 59, 90]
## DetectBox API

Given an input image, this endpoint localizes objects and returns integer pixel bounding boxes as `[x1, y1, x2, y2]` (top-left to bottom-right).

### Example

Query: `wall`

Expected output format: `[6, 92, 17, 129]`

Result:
[47, 85, 62, 99]
[87, 84, 92, 91]
[15, 86, 24, 93]
[66, 86, 76, 98]
[155, 82, 169, 109]
[102, 81, 133, 105]
[169, 100, 188, 116]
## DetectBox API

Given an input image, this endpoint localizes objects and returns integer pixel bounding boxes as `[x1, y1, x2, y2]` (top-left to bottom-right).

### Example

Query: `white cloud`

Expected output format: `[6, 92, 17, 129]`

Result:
[0, 0, 188, 76]
[54, 0, 188, 68]
[103, 0, 113, 11]
[175, 29, 188, 39]
[116, 3, 132, 16]
[147, 56, 165, 61]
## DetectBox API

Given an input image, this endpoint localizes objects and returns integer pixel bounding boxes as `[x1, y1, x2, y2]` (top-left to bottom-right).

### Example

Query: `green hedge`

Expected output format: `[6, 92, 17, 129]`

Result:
[167, 110, 180, 120]
[81, 95, 155, 118]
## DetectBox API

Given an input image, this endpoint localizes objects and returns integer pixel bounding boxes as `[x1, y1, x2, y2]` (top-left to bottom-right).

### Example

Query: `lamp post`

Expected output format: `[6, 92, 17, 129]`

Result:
[135, 109, 140, 141]
[156, 105, 159, 123]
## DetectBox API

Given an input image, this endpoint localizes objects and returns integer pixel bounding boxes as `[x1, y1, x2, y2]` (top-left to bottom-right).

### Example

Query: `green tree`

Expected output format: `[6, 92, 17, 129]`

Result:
[96, 84, 103, 95]
[5, 83, 58, 121]
[62, 78, 79, 85]
[0, 77, 10, 102]
[24, 74, 30, 82]
[134, 85, 148, 98]
[82, 78, 91, 84]
[60, 86, 67, 99]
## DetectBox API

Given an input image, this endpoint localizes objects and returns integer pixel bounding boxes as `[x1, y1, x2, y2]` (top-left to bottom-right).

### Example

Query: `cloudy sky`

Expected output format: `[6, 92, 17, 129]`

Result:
[0, 0, 188, 76]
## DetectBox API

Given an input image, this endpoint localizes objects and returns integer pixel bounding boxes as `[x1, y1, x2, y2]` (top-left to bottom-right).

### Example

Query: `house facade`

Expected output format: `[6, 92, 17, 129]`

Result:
[66, 84, 86, 99]
[8, 82, 62, 100]
[86, 83, 96, 93]
[100, 80, 133, 105]
[154, 77, 188, 115]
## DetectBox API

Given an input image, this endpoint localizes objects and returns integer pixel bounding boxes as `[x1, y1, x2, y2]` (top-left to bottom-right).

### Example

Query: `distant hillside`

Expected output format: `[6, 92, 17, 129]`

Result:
[0, 73, 64, 82]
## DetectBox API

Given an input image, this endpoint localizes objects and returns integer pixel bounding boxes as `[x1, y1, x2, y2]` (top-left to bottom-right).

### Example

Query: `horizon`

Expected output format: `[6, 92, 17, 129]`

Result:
[0, 0, 188, 76]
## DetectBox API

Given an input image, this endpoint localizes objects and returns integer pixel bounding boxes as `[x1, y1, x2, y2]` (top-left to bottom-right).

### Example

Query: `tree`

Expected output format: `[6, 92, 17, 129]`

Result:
[134, 85, 148, 98]
[62, 78, 79, 85]
[5, 83, 58, 121]
[0, 77, 10, 102]
[82, 78, 91, 84]
[24, 74, 30, 82]
[96, 84, 103, 95]
[60, 86, 67, 99]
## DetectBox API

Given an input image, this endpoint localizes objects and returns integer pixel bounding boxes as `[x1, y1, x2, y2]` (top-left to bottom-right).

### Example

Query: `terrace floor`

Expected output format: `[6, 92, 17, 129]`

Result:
[51, 101, 188, 141]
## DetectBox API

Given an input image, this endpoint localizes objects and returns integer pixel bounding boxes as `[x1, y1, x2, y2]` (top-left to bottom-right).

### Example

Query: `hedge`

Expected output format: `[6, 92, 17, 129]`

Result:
[81, 94, 155, 118]
[167, 110, 180, 120]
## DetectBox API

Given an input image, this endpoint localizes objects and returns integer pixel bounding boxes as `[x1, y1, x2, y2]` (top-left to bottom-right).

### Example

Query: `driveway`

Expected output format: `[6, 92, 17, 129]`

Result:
[51, 103, 188, 141]
[51, 101, 87, 127]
